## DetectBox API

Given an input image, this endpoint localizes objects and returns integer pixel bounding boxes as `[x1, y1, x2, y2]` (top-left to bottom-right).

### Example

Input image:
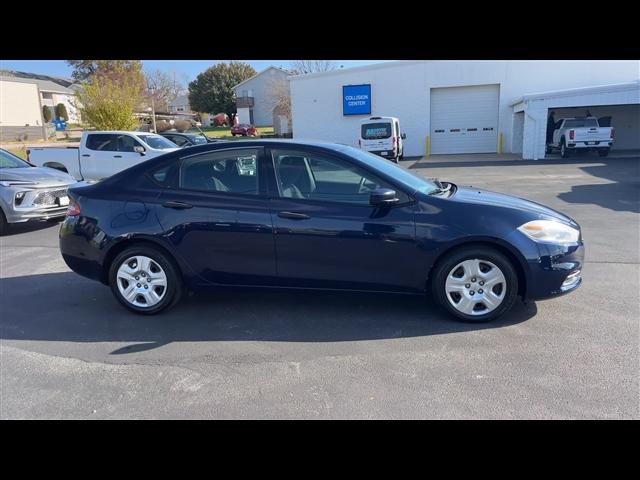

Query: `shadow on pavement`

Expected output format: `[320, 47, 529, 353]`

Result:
[410, 154, 639, 170]
[1, 219, 62, 237]
[558, 162, 640, 214]
[0, 272, 537, 354]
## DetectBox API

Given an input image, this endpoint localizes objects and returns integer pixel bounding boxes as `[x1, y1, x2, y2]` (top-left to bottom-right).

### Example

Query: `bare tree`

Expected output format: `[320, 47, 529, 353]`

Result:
[144, 69, 184, 112]
[267, 74, 292, 121]
[289, 60, 336, 75]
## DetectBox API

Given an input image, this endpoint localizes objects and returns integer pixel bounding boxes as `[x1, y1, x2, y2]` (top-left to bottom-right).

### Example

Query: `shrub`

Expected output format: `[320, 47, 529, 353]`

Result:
[43, 106, 52, 123]
[173, 119, 191, 132]
[155, 120, 172, 132]
[213, 113, 227, 126]
[55, 103, 69, 121]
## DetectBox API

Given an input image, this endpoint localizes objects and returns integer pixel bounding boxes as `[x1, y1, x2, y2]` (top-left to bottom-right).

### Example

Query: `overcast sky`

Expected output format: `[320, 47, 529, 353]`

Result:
[1, 60, 391, 84]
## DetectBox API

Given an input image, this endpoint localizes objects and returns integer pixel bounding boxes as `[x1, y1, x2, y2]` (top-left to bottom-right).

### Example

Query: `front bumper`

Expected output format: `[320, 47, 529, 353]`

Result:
[370, 150, 398, 159]
[2, 186, 71, 223]
[524, 241, 585, 300]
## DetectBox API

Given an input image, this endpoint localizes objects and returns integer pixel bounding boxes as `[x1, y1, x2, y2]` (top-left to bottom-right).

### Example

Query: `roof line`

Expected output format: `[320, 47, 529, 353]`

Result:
[232, 66, 291, 90]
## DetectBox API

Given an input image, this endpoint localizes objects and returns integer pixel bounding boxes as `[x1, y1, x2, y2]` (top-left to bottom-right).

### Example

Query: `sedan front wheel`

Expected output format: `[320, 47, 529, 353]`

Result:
[431, 247, 518, 322]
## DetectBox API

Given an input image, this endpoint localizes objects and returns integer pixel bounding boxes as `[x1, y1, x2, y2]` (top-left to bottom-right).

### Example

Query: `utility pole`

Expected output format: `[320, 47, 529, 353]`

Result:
[149, 87, 157, 133]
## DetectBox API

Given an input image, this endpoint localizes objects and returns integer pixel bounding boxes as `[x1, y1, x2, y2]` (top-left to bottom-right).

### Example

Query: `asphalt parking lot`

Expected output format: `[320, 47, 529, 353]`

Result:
[1, 152, 638, 419]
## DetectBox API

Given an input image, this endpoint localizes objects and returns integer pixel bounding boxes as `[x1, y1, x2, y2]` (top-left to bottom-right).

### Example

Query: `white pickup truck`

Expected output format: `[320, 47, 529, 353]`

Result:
[547, 117, 614, 158]
[28, 131, 180, 182]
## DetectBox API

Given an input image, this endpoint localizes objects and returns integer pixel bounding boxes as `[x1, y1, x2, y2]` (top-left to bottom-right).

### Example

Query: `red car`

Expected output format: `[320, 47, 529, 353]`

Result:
[231, 124, 258, 136]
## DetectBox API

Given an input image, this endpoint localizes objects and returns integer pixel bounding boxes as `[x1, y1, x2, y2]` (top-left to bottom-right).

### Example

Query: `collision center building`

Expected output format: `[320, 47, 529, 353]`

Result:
[289, 60, 640, 159]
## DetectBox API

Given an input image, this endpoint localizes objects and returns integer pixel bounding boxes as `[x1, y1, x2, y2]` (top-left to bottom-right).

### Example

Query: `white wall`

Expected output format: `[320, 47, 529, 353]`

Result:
[290, 60, 640, 157]
[233, 68, 289, 126]
[237, 107, 251, 124]
[0, 80, 43, 127]
[51, 93, 80, 123]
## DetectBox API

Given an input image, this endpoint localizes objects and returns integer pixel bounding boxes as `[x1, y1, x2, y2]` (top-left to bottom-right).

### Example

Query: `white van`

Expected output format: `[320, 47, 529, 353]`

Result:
[359, 116, 406, 163]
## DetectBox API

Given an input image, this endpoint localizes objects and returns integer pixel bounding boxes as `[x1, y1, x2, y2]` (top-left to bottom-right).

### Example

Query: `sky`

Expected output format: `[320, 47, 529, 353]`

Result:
[0, 60, 391, 84]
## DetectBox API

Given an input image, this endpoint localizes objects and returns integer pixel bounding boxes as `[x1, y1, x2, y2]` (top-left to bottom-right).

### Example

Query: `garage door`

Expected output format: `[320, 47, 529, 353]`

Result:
[430, 84, 500, 154]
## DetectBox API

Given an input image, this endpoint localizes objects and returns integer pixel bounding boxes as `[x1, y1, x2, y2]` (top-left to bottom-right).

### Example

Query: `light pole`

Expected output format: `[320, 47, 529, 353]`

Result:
[148, 87, 157, 133]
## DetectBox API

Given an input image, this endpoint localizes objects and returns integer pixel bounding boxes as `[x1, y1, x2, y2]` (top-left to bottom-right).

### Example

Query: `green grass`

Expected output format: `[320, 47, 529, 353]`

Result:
[191, 125, 274, 139]
[6, 147, 27, 160]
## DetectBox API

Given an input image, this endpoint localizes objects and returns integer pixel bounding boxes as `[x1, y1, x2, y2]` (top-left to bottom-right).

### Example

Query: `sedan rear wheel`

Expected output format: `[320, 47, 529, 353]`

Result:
[109, 246, 182, 314]
[432, 247, 518, 322]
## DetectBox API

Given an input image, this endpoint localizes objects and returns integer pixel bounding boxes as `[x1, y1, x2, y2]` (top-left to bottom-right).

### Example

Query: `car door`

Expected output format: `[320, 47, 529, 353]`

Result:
[153, 146, 277, 286]
[268, 147, 419, 292]
[83, 133, 118, 179]
[113, 134, 147, 173]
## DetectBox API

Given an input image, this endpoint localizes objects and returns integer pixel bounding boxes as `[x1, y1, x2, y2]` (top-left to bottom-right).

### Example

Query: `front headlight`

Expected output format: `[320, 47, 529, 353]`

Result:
[517, 220, 579, 245]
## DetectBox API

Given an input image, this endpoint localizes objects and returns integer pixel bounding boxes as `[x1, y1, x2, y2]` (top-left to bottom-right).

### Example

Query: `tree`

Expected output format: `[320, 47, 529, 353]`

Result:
[188, 61, 256, 126]
[66, 60, 144, 82]
[55, 103, 69, 121]
[289, 60, 336, 75]
[42, 105, 52, 123]
[75, 62, 145, 130]
[144, 69, 184, 113]
[267, 74, 291, 128]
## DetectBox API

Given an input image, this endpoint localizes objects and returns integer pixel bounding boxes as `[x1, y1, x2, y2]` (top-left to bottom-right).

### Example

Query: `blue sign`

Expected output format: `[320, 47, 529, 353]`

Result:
[53, 119, 67, 131]
[343, 84, 371, 116]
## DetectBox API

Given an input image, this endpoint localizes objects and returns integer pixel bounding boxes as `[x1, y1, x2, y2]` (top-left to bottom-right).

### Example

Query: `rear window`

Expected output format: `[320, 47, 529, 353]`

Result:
[361, 123, 392, 140]
[564, 118, 598, 128]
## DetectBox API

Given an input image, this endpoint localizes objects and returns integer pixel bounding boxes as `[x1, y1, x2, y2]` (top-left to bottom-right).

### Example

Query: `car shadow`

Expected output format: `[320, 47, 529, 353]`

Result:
[0, 219, 62, 236]
[0, 272, 537, 354]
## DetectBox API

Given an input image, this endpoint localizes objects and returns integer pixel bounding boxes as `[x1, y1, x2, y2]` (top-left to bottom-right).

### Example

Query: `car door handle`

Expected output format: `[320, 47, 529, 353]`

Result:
[278, 211, 310, 220]
[162, 201, 193, 209]
[81, 154, 91, 157]
[113, 155, 122, 158]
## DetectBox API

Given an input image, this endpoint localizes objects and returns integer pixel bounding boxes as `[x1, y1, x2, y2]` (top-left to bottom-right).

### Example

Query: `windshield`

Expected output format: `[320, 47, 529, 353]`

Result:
[340, 146, 439, 194]
[0, 149, 29, 168]
[564, 118, 598, 128]
[361, 123, 392, 140]
[137, 134, 178, 150]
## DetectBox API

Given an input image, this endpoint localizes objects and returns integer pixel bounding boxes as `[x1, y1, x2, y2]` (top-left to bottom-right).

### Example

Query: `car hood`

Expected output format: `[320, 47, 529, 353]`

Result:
[451, 186, 578, 227]
[0, 166, 76, 187]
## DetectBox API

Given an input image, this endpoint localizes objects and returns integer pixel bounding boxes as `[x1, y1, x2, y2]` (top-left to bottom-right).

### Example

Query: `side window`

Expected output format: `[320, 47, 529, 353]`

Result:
[178, 148, 260, 195]
[86, 134, 119, 151]
[117, 135, 143, 153]
[272, 149, 409, 205]
[170, 136, 189, 147]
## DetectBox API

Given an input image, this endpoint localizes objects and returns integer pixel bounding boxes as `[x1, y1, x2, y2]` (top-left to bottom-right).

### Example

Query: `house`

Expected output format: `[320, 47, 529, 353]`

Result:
[232, 66, 291, 128]
[1, 76, 48, 141]
[289, 60, 640, 159]
[33, 78, 81, 123]
[0, 73, 81, 142]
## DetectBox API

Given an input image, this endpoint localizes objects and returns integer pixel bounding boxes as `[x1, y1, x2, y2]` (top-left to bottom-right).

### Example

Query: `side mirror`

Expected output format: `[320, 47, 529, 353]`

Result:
[134, 146, 146, 155]
[370, 188, 399, 206]
[401, 133, 407, 140]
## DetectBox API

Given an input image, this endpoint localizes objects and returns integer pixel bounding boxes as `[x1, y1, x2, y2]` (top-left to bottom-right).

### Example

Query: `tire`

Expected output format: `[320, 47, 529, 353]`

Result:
[598, 148, 609, 157]
[560, 140, 570, 159]
[108, 245, 183, 315]
[431, 246, 519, 323]
[231, 133, 236, 137]
[0, 209, 8, 236]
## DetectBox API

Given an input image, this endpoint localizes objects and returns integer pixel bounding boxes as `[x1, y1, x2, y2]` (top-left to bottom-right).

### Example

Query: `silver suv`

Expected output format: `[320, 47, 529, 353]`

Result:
[0, 148, 77, 233]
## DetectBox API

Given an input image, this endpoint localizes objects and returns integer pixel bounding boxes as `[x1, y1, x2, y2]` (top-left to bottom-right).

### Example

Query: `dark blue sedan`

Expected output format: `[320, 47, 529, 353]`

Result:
[59, 140, 584, 322]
